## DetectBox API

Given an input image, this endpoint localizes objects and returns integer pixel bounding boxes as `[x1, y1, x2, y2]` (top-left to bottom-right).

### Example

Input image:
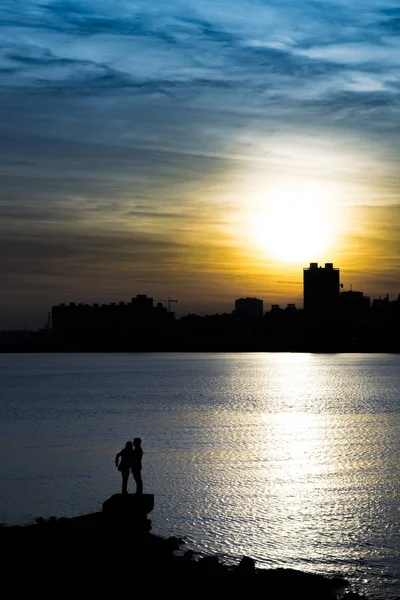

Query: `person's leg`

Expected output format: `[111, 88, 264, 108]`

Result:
[132, 469, 143, 494]
[121, 469, 129, 494]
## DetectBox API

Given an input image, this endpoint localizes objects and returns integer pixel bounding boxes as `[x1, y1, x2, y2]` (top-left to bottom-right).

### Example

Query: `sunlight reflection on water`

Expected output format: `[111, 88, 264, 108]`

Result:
[0, 352, 399, 598]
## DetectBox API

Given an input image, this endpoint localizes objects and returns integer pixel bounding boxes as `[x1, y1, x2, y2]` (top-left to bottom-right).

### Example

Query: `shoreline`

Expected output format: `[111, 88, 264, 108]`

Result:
[1, 495, 373, 599]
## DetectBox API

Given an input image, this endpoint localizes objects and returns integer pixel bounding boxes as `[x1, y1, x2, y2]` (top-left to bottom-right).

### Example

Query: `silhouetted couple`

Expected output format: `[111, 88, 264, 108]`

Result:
[115, 437, 143, 495]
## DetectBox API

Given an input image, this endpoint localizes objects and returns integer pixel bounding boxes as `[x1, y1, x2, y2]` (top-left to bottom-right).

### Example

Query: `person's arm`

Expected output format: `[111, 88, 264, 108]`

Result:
[115, 451, 121, 467]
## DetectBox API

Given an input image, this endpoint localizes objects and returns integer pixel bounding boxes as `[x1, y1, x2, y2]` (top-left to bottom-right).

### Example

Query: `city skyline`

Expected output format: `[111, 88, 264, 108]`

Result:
[47, 261, 400, 335]
[4, 259, 399, 331]
[49, 265, 395, 316]
[1, 1, 399, 330]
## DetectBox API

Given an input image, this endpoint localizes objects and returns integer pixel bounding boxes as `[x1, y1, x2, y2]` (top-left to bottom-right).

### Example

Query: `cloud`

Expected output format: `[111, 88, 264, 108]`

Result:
[297, 42, 400, 67]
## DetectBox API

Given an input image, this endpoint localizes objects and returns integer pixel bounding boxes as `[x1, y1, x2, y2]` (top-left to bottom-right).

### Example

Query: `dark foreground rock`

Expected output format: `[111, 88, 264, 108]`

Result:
[1, 495, 367, 599]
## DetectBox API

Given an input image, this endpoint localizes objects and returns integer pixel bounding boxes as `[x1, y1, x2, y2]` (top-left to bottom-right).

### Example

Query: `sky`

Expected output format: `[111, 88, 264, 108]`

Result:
[1, 0, 399, 329]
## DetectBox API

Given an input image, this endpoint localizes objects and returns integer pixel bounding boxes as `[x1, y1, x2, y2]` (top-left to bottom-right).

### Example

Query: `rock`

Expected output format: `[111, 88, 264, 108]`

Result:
[165, 536, 184, 552]
[102, 493, 154, 516]
[102, 493, 154, 532]
[1, 497, 374, 599]
[236, 555, 256, 576]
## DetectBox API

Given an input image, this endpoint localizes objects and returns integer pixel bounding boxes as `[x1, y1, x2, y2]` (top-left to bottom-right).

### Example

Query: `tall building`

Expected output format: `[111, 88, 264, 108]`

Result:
[235, 297, 263, 319]
[303, 262, 340, 323]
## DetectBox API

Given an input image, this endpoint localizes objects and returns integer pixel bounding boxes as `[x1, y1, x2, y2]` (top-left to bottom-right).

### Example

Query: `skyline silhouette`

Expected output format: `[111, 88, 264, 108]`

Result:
[2, 261, 399, 332]
[37, 261, 400, 332]
[0, 261, 398, 353]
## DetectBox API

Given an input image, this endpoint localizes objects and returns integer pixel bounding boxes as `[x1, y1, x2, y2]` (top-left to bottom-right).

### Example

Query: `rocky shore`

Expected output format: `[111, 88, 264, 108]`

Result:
[1, 493, 370, 598]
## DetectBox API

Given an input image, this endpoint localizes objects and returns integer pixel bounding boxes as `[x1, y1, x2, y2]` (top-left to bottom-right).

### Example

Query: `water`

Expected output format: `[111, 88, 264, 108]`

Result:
[0, 352, 399, 598]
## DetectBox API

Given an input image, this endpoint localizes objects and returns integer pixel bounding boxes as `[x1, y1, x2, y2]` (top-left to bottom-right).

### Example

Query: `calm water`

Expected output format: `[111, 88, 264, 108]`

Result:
[0, 353, 399, 598]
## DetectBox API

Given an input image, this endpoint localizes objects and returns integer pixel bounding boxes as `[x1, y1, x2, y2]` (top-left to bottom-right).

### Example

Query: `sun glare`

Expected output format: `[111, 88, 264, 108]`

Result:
[251, 182, 336, 263]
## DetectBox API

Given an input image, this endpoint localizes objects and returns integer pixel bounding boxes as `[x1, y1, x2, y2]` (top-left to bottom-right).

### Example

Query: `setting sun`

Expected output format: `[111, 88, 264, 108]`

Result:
[251, 183, 336, 263]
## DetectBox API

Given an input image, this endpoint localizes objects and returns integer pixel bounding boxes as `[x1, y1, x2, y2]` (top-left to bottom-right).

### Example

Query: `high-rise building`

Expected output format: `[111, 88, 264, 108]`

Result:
[303, 262, 340, 323]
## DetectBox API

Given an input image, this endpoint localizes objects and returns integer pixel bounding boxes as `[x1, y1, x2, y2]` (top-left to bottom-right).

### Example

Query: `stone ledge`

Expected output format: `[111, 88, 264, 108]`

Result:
[102, 493, 154, 517]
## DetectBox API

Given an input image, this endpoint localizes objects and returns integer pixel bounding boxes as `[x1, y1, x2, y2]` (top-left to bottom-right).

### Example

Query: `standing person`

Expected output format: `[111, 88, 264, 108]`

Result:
[115, 441, 133, 494]
[131, 437, 143, 494]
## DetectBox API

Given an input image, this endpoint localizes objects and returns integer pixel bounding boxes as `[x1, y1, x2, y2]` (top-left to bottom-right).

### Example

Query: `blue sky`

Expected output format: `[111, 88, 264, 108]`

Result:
[1, 0, 399, 328]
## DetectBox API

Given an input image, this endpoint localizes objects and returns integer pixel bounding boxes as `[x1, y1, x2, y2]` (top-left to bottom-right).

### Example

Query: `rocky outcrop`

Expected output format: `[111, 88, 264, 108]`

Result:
[0, 495, 369, 599]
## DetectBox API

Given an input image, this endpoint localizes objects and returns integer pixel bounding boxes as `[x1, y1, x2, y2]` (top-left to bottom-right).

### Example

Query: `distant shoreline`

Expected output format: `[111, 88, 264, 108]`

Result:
[0, 338, 399, 354]
[1, 326, 400, 355]
[1, 347, 399, 354]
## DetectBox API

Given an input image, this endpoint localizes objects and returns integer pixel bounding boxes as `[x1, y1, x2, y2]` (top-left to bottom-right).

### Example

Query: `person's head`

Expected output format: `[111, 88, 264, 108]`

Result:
[125, 441, 133, 450]
[133, 437, 141, 447]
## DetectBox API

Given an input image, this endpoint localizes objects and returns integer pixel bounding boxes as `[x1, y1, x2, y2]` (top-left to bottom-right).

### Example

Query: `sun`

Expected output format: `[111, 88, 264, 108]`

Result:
[251, 183, 335, 263]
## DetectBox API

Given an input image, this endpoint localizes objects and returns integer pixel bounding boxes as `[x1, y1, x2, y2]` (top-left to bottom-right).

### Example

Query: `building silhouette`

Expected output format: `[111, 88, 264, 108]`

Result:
[370, 294, 392, 327]
[52, 294, 173, 339]
[303, 262, 341, 324]
[2, 260, 397, 352]
[339, 289, 370, 322]
[234, 297, 263, 319]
